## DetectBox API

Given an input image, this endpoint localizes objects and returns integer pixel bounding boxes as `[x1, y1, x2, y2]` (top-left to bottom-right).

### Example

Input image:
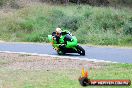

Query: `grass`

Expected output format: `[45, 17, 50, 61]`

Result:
[0, 3, 132, 46]
[0, 63, 132, 88]
[0, 53, 132, 88]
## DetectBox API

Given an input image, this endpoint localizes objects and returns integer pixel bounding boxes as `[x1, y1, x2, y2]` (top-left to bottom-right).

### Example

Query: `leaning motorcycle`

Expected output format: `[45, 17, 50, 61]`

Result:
[48, 32, 85, 55]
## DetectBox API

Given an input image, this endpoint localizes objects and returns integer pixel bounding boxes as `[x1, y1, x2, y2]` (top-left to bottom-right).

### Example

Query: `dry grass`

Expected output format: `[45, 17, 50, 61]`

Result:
[0, 53, 132, 88]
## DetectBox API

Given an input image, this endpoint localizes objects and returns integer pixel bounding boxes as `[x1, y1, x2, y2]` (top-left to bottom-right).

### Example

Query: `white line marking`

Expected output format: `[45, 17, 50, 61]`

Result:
[0, 51, 118, 63]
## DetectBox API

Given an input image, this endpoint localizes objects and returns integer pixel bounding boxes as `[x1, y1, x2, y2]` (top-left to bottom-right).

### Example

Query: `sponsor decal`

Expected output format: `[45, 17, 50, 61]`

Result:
[79, 68, 131, 86]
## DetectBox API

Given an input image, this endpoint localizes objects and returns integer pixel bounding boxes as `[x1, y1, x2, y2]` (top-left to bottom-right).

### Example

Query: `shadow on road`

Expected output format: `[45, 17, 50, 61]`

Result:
[57, 53, 85, 57]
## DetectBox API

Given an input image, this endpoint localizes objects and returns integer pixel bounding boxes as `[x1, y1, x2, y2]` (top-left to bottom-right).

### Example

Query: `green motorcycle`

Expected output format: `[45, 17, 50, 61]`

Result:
[48, 30, 85, 55]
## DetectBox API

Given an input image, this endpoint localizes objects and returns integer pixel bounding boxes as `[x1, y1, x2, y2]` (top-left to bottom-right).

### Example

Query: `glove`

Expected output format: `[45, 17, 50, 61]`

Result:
[52, 36, 56, 40]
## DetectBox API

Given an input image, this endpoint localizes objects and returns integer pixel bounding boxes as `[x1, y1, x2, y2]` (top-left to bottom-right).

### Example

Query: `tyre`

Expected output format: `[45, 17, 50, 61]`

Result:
[76, 45, 85, 56]
[57, 50, 65, 55]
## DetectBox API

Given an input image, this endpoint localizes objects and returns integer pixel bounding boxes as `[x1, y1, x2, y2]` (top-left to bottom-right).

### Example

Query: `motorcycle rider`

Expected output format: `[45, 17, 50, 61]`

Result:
[53, 27, 72, 51]
[53, 27, 72, 43]
[55, 28, 62, 44]
[49, 27, 85, 55]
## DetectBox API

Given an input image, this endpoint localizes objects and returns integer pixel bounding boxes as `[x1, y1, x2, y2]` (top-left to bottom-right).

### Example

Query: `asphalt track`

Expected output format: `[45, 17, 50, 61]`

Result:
[0, 43, 132, 63]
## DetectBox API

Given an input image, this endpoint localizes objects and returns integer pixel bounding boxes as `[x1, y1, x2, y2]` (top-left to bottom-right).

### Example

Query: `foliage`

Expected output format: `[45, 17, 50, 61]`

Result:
[0, 4, 132, 46]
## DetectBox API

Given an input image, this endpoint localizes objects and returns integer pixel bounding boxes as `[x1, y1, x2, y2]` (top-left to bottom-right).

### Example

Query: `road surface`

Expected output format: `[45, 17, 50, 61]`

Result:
[0, 43, 132, 63]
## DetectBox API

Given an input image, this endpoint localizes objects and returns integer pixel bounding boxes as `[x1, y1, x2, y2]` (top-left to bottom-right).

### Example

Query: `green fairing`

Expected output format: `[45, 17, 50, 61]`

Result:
[48, 30, 78, 48]
[48, 35, 52, 42]
[53, 44, 59, 48]
[57, 34, 77, 48]
[66, 36, 77, 48]
[59, 36, 65, 43]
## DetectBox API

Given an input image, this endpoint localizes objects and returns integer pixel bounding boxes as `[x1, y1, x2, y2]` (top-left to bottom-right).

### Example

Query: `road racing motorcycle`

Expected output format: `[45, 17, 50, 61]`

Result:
[48, 30, 85, 55]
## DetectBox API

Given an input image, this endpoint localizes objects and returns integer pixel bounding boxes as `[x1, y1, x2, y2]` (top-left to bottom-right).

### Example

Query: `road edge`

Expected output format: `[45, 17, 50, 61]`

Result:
[0, 51, 118, 63]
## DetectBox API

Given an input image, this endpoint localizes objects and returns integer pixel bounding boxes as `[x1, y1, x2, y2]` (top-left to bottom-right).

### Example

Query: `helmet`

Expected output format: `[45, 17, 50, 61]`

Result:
[56, 28, 62, 34]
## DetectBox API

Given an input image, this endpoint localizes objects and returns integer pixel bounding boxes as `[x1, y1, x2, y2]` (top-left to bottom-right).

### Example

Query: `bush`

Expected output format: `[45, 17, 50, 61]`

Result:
[59, 16, 81, 31]
[25, 31, 49, 42]
[119, 36, 132, 46]
[99, 37, 119, 45]
[0, 0, 4, 6]
[19, 19, 34, 33]
[123, 19, 132, 35]
[48, 9, 64, 25]
[0, 0, 20, 8]
[0, 4, 132, 46]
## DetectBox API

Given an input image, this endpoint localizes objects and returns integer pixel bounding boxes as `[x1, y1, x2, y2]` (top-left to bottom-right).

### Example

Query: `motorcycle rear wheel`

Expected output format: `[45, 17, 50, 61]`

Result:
[76, 45, 85, 56]
[57, 50, 65, 55]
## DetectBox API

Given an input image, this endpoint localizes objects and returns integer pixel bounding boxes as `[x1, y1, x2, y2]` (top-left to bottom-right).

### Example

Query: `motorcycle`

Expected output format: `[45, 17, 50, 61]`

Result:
[48, 31, 85, 55]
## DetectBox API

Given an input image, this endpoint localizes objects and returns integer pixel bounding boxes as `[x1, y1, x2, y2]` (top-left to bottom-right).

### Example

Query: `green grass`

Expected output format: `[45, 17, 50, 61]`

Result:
[0, 63, 132, 88]
[0, 3, 132, 46]
[0, 53, 132, 88]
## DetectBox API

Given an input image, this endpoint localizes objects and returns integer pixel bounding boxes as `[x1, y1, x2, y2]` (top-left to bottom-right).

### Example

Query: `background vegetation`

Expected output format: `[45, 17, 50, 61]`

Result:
[0, 0, 132, 46]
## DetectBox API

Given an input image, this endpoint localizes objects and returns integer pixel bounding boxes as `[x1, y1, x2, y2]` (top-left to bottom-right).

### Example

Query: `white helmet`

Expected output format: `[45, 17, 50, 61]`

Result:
[56, 28, 62, 34]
